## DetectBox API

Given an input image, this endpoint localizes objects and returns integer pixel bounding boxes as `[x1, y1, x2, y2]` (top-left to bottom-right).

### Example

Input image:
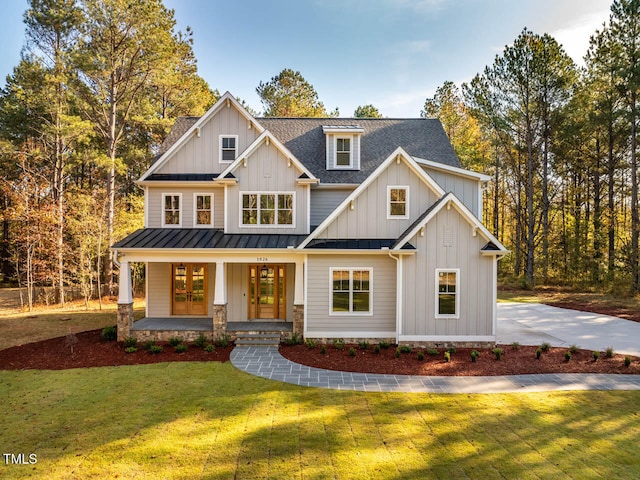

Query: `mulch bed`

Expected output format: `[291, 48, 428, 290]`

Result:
[0, 329, 232, 371]
[279, 343, 640, 376]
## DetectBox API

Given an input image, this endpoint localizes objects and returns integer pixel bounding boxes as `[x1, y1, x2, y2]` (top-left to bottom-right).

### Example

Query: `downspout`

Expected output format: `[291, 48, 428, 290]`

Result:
[386, 248, 402, 345]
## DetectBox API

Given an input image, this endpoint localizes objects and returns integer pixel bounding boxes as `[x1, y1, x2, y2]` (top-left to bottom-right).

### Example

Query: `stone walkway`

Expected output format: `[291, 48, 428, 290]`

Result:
[230, 346, 640, 394]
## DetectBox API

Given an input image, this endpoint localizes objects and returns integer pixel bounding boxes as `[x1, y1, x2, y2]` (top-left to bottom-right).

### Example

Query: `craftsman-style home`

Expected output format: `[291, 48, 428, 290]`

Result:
[112, 92, 507, 346]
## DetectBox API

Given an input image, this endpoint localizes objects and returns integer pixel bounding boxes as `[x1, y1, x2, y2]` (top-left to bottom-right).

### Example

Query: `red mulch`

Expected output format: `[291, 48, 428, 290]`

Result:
[279, 343, 640, 376]
[0, 329, 232, 371]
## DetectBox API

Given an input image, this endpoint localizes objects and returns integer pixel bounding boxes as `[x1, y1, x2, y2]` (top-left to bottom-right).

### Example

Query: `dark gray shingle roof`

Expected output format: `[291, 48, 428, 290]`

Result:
[305, 239, 415, 250]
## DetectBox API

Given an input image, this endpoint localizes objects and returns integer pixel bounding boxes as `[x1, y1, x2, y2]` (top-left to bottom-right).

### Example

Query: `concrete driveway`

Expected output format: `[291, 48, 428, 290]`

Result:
[497, 302, 640, 357]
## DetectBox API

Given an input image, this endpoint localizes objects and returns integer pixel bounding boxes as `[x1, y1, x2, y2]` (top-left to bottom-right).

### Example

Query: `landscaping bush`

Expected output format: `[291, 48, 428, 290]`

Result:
[194, 334, 208, 348]
[358, 340, 370, 350]
[592, 350, 600, 361]
[564, 351, 572, 362]
[305, 338, 318, 349]
[123, 336, 138, 348]
[101, 325, 117, 342]
[142, 340, 156, 350]
[149, 345, 163, 354]
[444, 351, 451, 363]
[399, 345, 412, 354]
[426, 348, 439, 355]
[493, 348, 504, 360]
[417, 351, 425, 361]
[470, 350, 480, 362]
[511, 342, 520, 350]
[447, 347, 456, 355]
[379, 341, 391, 349]
[373, 345, 381, 354]
[124, 346, 138, 354]
[204, 344, 215, 353]
[540, 342, 551, 352]
[395, 347, 401, 358]
[605, 347, 615, 358]
[349, 347, 356, 357]
[625, 356, 632, 367]
[216, 334, 231, 347]
[320, 344, 327, 355]
[168, 336, 183, 347]
[569, 344, 579, 354]
[536, 348, 542, 360]
[174, 343, 187, 353]
[332, 338, 345, 351]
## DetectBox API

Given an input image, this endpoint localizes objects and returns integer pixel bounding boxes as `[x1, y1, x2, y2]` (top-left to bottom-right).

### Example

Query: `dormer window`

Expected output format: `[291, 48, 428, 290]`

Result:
[220, 135, 237, 163]
[323, 125, 364, 171]
[336, 138, 351, 166]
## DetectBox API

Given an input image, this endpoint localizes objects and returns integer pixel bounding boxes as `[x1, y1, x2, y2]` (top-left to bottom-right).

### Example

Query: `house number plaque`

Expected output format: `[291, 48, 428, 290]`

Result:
[257, 257, 269, 262]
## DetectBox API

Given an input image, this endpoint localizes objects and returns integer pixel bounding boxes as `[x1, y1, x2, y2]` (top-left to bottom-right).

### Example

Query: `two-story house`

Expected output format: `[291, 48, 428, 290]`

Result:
[112, 91, 507, 347]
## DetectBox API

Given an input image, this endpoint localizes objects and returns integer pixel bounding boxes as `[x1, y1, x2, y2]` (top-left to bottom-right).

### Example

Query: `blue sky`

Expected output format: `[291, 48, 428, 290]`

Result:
[0, 0, 612, 117]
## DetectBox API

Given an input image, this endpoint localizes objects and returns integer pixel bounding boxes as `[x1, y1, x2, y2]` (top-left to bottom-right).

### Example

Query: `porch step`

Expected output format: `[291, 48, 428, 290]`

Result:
[235, 333, 281, 346]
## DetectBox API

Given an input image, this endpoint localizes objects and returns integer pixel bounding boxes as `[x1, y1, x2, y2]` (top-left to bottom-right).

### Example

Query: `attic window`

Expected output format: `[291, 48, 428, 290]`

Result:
[323, 125, 363, 171]
[220, 135, 237, 163]
[336, 138, 351, 166]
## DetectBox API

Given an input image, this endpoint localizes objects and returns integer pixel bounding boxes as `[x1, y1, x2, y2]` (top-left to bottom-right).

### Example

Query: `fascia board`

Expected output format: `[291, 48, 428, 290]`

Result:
[414, 156, 492, 182]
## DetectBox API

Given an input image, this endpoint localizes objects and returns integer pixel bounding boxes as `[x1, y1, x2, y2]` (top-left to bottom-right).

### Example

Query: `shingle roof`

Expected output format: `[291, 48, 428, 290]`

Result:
[146, 173, 219, 181]
[151, 116, 461, 182]
[305, 239, 415, 250]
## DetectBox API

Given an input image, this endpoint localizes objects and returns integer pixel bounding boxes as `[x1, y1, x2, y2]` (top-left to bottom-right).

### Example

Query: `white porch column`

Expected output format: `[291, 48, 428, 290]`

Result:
[294, 257, 304, 305]
[118, 259, 133, 304]
[214, 261, 227, 305]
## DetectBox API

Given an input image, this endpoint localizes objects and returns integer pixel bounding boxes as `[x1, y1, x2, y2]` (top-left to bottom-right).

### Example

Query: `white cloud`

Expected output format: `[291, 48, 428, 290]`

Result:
[551, 9, 610, 64]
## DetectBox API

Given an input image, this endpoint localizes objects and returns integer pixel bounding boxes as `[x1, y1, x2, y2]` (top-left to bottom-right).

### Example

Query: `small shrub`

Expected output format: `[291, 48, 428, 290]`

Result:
[216, 334, 231, 347]
[123, 336, 138, 348]
[605, 347, 615, 358]
[444, 351, 451, 363]
[592, 350, 600, 361]
[492, 348, 504, 360]
[535, 348, 542, 360]
[540, 342, 551, 352]
[142, 340, 156, 350]
[305, 338, 318, 349]
[358, 340, 370, 350]
[373, 345, 381, 354]
[625, 356, 632, 367]
[395, 347, 401, 358]
[511, 341, 520, 350]
[417, 351, 425, 361]
[204, 344, 215, 353]
[194, 334, 208, 348]
[470, 350, 480, 362]
[379, 341, 391, 349]
[124, 346, 138, 354]
[320, 344, 327, 355]
[333, 338, 345, 351]
[149, 345, 163, 355]
[569, 344, 579, 354]
[426, 348, 439, 355]
[564, 351, 572, 362]
[168, 336, 183, 347]
[349, 347, 356, 357]
[174, 343, 187, 353]
[447, 347, 456, 355]
[399, 345, 412, 354]
[101, 325, 117, 342]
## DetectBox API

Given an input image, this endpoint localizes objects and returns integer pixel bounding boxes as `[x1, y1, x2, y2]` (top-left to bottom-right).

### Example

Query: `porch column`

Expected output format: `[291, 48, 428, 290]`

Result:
[117, 259, 134, 342]
[212, 261, 227, 339]
[293, 257, 304, 337]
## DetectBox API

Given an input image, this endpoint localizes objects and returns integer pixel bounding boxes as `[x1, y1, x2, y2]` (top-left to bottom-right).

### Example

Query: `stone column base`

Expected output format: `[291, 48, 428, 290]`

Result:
[293, 304, 304, 338]
[212, 304, 227, 339]
[117, 303, 134, 342]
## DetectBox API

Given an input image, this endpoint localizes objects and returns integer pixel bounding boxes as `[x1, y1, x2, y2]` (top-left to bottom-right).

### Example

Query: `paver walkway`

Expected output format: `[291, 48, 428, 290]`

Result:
[230, 345, 640, 393]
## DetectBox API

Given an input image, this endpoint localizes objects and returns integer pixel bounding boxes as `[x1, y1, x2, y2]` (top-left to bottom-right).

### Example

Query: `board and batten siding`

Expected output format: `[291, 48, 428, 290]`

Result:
[225, 141, 309, 234]
[309, 188, 353, 226]
[318, 160, 437, 239]
[146, 262, 216, 318]
[422, 166, 481, 218]
[147, 187, 223, 229]
[156, 105, 260, 174]
[401, 207, 494, 337]
[306, 254, 396, 337]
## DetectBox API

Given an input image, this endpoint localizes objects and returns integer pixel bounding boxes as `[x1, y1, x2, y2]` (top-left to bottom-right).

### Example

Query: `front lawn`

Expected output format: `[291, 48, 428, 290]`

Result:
[1, 363, 639, 479]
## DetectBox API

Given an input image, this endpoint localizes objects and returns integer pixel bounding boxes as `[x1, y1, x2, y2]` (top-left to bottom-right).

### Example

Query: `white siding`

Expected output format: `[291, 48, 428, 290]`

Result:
[147, 187, 223, 229]
[306, 255, 396, 336]
[309, 188, 353, 226]
[156, 105, 260, 174]
[423, 167, 481, 217]
[402, 207, 494, 337]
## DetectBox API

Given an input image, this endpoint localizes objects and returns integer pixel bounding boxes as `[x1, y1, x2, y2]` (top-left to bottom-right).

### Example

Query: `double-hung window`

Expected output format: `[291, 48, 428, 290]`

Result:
[194, 193, 213, 226]
[220, 135, 237, 162]
[162, 193, 181, 227]
[241, 192, 294, 226]
[436, 269, 459, 318]
[336, 137, 351, 166]
[330, 268, 372, 315]
[388, 186, 409, 218]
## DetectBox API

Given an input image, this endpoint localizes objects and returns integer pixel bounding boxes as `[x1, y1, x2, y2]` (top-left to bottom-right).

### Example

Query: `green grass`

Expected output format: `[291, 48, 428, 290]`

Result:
[1, 363, 639, 479]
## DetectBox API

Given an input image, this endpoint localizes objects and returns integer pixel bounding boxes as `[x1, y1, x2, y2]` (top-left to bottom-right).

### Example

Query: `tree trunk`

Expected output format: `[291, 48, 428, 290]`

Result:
[593, 140, 603, 283]
[631, 90, 639, 293]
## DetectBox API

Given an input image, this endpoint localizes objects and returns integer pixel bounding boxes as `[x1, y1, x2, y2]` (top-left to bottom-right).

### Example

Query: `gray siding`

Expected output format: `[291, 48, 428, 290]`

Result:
[326, 134, 360, 170]
[226, 141, 309, 234]
[147, 187, 223, 229]
[317, 159, 437, 239]
[309, 188, 353, 226]
[402, 207, 494, 337]
[423, 167, 481, 217]
[306, 255, 396, 336]
[156, 105, 260, 174]
[226, 263, 247, 322]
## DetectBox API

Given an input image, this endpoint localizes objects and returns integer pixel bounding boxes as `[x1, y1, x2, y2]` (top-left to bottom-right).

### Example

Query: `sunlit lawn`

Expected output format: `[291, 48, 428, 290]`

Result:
[1, 363, 639, 479]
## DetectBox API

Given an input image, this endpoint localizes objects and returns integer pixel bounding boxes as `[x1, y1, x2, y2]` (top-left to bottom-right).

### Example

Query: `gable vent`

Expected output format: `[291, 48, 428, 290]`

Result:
[444, 227, 453, 247]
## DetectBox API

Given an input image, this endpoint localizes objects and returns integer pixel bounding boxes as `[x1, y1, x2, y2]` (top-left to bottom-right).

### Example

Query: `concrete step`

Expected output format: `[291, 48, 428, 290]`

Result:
[234, 333, 282, 346]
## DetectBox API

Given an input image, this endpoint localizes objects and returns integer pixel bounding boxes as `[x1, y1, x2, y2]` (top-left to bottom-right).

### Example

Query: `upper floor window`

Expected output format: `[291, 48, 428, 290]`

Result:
[194, 193, 213, 227]
[220, 135, 237, 163]
[241, 192, 294, 227]
[388, 186, 409, 219]
[162, 193, 181, 227]
[436, 269, 459, 318]
[336, 137, 351, 166]
[330, 268, 372, 315]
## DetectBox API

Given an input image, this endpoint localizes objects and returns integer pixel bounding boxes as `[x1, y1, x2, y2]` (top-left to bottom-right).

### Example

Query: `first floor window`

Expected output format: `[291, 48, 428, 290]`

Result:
[241, 192, 294, 226]
[163, 194, 181, 226]
[436, 269, 459, 317]
[195, 194, 213, 226]
[331, 268, 371, 314]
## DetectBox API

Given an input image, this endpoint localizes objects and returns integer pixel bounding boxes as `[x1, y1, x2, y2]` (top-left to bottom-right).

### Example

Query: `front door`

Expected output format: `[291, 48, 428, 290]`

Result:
[172, 263, 207, 315]
[248, 265, 286, 319]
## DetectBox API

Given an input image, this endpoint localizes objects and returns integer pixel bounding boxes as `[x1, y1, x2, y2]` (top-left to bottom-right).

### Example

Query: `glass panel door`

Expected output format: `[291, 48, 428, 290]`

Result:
[172, 263, 207, 315]
[248, 265, 286, 319]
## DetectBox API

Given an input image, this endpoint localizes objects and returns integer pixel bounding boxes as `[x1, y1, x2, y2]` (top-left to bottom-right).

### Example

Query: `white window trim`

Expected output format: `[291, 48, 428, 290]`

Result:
[219, 134, 238, 163]
[239, 191, 296, 228]
[435, 268, 460, 319]
[334, 136, 353, 169]
[193, 193, 214, 228]
[387, 185, 410, 219]
[161, 193, 182, 228]
[329, 267, 373, 316]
